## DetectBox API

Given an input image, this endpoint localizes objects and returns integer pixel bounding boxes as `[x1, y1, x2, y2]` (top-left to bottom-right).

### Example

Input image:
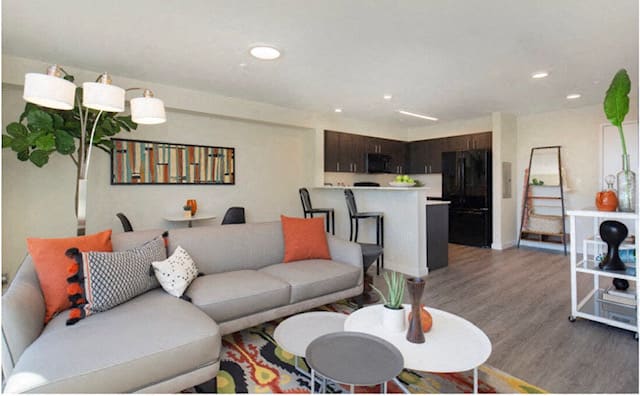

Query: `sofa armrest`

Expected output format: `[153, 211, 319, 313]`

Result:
[2, 255, 45, 380]
[327, 234, 363, 269]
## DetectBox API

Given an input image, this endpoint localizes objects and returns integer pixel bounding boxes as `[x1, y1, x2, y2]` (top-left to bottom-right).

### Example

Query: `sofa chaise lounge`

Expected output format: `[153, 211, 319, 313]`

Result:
[2, 221, 363, 393]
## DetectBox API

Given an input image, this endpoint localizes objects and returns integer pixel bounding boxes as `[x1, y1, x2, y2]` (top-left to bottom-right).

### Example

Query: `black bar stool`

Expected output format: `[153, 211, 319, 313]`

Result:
[344, 189, 384, 274]
[299, 188, 335, 234]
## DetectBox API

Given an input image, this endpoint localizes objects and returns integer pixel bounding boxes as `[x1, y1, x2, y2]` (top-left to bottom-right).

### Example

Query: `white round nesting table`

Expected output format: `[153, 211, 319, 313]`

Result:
[274, 311, 348, 392]
[344, 304, 492, 393]
[163, 213, 216, 228]
[274, 311, 348, 358]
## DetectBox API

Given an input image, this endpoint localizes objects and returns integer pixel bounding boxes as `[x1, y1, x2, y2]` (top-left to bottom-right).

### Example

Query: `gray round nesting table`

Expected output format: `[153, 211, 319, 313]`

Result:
[305, 331, 404, 393]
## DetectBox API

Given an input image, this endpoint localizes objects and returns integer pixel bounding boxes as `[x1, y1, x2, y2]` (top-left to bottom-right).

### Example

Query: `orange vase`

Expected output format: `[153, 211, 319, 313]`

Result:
[186, 199, 198, 216]
[595, 191, 617, 212]
[408, 304, 433, 333]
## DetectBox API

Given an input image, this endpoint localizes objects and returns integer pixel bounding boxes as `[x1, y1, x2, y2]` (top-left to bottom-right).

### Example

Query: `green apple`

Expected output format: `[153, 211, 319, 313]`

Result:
[402, 175, 410, 182]
[407, 178, 414, 184]
[395, 175, 403, 182]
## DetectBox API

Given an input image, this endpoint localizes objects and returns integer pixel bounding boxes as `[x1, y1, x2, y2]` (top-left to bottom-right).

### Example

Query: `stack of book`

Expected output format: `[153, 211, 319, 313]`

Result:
[602, 287, 637, 307]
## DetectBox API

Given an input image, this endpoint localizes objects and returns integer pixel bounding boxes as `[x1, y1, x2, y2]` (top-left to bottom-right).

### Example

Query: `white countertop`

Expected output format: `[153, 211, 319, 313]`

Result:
[314, 186, 431, 191]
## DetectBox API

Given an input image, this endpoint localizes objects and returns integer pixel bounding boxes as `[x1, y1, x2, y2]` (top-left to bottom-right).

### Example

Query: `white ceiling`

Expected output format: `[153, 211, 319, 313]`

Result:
[2, 0, 638, 129]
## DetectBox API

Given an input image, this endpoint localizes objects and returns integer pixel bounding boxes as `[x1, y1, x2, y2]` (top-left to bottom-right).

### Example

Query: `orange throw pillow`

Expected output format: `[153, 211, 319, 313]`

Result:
[280, 215, 331, 263]
[27, 229, 113, 323]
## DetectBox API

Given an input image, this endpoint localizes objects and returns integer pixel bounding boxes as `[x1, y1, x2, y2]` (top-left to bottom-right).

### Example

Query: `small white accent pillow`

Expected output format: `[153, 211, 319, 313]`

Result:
[152, 246, 199, 298]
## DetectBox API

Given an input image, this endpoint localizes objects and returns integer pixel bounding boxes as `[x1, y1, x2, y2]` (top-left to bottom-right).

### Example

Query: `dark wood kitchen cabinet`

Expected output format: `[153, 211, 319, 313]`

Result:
[408, 138, 445, 174]
[473, 132, 492, 149]
[325, 130, 491, 174]
[324, 130, 341, 172]
[388, 140, 407, 174]
[407, 140, 427, 174]
[324, 130, 366, 173]
[445, 132, 492, 152]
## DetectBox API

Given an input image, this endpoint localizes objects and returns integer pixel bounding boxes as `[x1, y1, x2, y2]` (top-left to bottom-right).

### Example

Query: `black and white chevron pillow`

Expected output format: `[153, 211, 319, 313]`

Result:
[151, 246, 199, 298]
[65, 237, 166, 325]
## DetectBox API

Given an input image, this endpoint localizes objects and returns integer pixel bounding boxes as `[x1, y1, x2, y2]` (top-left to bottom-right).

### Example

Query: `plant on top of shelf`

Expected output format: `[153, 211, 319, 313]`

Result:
[603, 69, 635, 212]
[371, 271, 405, 309]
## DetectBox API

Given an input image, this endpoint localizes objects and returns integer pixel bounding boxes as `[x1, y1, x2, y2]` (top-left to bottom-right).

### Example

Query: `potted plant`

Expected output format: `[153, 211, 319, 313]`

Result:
[604, 69, 635, 212]
[371, 271, 406, 332]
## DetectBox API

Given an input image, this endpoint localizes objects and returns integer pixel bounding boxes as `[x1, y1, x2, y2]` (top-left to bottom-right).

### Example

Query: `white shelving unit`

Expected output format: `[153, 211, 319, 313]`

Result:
[568, 208, 639, 338]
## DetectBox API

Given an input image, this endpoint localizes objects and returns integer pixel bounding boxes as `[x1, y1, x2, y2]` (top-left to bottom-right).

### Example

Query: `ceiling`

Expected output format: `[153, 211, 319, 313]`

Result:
[2, 0, 638, 129]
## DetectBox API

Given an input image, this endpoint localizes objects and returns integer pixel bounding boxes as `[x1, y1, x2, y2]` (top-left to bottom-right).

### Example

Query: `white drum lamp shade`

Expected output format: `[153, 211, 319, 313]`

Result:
[23, 73, 76, 110]
[131, 96, 166, 124]
[82, 82, 125, 112]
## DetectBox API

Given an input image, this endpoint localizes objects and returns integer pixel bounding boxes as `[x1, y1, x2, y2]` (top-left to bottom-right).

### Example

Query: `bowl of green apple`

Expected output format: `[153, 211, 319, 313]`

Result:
[389, 175, 416, 187]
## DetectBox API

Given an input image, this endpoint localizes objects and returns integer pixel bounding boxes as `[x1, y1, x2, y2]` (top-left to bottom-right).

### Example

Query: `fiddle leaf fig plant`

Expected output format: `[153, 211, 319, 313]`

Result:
[3, 72, 138, 219]
[3, 90, 137, 169]
[603, 69, 631, 156]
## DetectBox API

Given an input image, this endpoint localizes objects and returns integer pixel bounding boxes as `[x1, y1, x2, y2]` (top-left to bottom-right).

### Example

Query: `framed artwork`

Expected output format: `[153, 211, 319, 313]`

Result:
[110, 138, 235, 185]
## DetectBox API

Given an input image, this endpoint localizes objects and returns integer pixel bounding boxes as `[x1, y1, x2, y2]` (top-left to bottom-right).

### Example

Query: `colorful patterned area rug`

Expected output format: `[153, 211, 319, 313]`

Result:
[214, 301, 546, 394]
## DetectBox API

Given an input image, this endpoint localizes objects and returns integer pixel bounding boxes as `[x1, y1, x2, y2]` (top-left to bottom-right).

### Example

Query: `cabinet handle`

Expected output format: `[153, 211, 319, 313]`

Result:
[424, 165, 427, 173]
[337, 162, 340, 172]
[429, 165, 432, 173]
[353, 163, 357, 172]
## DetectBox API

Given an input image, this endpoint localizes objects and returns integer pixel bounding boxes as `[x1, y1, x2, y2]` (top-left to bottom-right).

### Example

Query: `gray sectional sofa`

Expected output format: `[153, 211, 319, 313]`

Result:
[2, 221, 363, 393]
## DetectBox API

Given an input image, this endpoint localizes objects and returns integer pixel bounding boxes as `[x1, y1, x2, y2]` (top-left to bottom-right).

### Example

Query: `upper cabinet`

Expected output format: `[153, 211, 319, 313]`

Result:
[324, 130, 491, 174]
[324, 130, 366, 173]
[445, 132, 492, 152]
[407, 138, 446, 174]
[386, 139, 408, 174]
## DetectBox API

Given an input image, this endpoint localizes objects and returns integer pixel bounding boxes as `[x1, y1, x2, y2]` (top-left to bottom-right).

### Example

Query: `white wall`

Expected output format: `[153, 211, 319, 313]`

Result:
[407, 115, 492, 140]
[516, 103, 639, 250]
[2, 84, 319, 279]
[492, 112, 518, 249]
[1, 56, 410, 282]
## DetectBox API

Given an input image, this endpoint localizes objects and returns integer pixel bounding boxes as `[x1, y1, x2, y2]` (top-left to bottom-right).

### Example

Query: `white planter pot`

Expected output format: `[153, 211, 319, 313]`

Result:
[382, 305, 406, 332]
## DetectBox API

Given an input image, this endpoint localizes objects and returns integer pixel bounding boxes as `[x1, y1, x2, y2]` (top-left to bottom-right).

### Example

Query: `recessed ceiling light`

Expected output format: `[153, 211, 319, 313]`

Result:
[531, 71, 549, 79]
[398, 110, 438, 121]
[334, 108, 342, 113]
[249, 45, 281, 60]
[383, 94, 393, 100]
[566, 93, 581, 99]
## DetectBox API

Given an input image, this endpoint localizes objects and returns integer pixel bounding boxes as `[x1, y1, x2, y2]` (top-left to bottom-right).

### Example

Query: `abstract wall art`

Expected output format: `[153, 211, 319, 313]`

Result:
[110, 138, 235, 185]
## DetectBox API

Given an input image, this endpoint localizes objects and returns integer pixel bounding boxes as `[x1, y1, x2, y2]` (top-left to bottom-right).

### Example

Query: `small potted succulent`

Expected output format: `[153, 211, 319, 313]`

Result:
[183, 205, 192, 219]
[371, 271, 406, 332]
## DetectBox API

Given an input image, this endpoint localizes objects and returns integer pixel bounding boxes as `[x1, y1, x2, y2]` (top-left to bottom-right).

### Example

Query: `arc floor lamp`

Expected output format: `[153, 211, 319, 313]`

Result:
[22, 64, 167, 236]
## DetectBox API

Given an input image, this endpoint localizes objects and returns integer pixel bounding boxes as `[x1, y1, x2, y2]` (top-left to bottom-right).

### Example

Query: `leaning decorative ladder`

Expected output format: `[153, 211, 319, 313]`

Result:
[517, 145, 568, 255]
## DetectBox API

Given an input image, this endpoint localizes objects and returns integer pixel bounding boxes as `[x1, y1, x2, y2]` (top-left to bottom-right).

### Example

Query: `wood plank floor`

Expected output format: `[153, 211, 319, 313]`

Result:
[370, 244, 639, 393]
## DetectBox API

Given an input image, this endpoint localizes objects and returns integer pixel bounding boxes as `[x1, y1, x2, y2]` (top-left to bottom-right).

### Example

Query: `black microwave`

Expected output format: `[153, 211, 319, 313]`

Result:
[366, 153, 392, 173]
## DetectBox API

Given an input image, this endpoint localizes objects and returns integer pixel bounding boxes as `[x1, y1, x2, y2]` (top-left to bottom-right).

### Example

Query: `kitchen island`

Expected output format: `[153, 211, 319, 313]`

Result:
[311, 186, 449, 277]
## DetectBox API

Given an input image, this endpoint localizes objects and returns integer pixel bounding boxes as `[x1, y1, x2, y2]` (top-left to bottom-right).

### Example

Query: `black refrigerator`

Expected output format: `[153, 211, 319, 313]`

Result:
[442, 150, 492, 247]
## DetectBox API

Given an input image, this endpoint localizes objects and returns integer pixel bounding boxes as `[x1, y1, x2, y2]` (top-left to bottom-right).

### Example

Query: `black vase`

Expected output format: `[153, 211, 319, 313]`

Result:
[598, 220, 628, 271]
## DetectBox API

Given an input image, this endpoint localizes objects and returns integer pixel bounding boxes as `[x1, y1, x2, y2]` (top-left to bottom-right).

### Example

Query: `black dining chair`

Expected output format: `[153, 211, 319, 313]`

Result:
[116, 213, 134, 232]
[344, 189, 384, 274]
[299, 188, 335, 234]
[221, 207, 246, 225]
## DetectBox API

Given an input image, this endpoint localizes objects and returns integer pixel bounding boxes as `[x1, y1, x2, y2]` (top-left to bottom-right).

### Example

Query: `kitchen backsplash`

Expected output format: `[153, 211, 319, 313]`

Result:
[323, 173, 442, 197]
